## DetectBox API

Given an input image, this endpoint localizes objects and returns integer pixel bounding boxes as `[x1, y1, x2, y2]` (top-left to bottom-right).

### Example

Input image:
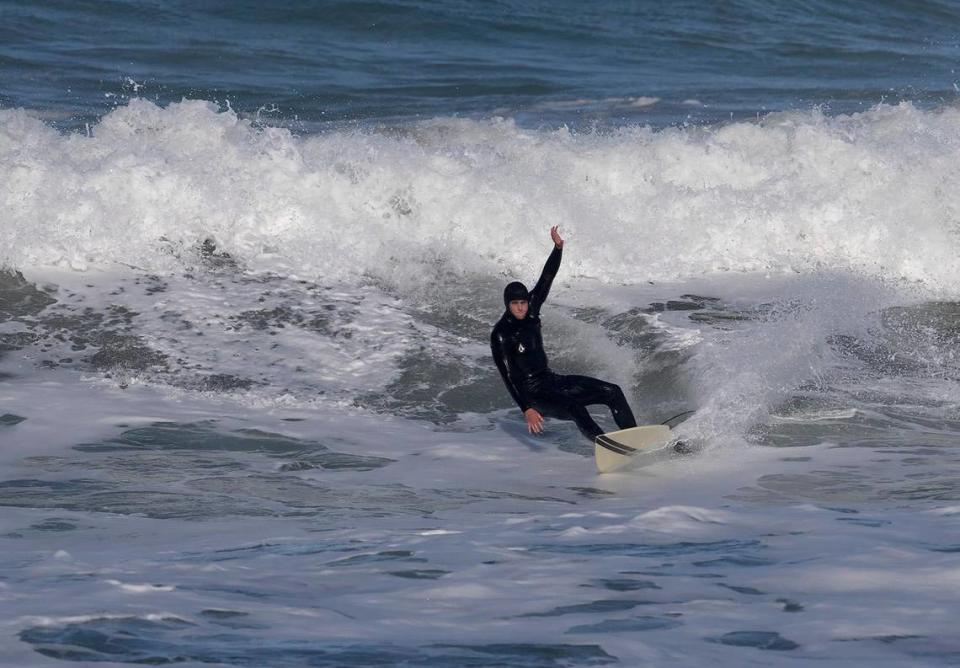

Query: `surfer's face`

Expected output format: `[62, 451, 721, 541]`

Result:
[509, 299, 529, 319]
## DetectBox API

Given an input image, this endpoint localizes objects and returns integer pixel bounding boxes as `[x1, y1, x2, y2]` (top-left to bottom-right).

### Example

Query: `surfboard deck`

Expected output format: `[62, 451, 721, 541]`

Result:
[594, 424, 675, 473]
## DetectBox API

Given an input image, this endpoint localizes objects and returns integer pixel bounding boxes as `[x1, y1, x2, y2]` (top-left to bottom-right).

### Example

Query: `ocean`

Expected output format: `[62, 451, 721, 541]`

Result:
[3, 1, 960, 665]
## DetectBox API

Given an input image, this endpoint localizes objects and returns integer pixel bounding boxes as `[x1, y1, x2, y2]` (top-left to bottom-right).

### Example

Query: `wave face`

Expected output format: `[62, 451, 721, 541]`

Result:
[3, 100, 960, 292]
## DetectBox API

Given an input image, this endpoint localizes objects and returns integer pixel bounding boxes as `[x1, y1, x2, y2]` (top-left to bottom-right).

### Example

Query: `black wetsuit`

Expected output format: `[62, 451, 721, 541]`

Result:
[490, 245, 637, 440]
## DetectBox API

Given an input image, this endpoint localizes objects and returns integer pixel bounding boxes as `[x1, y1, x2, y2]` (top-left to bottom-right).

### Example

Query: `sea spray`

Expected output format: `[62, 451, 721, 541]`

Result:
[681, 273, 907, 447]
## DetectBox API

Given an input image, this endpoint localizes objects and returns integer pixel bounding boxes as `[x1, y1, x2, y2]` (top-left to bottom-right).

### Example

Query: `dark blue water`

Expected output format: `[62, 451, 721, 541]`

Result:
[2, 0, 959, 131]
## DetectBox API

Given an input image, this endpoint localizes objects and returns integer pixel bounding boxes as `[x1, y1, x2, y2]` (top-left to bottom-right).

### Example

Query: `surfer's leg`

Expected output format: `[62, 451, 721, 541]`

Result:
[529, 390, 604, 440]
[561, 375, 637, 431]
[565, 403, 605, 440]
[607, 384, 638, 430]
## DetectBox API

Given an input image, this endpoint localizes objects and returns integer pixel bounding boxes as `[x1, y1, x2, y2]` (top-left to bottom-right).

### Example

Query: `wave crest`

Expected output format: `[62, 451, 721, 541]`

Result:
[3, 100, 960, 292]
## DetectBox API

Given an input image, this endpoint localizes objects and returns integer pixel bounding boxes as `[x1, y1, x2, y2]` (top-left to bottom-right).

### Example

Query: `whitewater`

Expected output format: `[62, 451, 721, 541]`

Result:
[5, 99, 960, 286]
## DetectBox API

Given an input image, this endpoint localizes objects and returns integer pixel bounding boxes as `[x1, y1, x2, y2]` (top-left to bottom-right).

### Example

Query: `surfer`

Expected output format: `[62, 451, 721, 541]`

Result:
[491, 226, 638, 440]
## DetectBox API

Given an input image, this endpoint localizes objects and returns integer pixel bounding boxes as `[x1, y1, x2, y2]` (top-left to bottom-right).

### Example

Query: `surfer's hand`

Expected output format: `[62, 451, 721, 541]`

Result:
[524, 408, 545, 434]
[550, 226, 564, 249]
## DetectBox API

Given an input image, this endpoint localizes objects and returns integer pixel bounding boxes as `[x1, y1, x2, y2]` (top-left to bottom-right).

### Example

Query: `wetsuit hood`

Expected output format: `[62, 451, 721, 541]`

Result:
[503, 281, 530, 307]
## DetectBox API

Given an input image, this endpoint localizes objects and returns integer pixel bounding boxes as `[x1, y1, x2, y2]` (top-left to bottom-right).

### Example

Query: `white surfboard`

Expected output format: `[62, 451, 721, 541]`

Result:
[594, 424, 674, 473]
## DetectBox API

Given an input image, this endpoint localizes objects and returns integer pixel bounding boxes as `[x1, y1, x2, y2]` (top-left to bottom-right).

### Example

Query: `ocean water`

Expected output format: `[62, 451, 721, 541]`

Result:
[3, 1, 960, 665]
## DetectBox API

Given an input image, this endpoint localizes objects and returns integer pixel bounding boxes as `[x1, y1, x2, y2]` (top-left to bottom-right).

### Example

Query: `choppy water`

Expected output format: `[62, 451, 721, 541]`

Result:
[4, 0, 960, 129]
[3, 1, 960, 666]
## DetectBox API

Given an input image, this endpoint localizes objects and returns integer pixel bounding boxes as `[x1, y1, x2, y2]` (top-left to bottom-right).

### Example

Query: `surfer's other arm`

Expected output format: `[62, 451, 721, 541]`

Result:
[490, 333, 544, 433]
[491, 330, 530, 412]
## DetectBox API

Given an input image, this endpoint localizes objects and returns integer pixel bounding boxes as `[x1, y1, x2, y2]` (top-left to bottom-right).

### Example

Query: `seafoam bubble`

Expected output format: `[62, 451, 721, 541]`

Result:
[105, 580, 176, 594]
[929, 506, 960, 516]
[634, 505, 735, 527]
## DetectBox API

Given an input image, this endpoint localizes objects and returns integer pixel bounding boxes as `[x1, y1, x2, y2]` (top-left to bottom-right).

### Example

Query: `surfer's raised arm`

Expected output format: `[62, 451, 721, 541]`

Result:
[550, 225, 565, 250]
[528, 226, 564, 314]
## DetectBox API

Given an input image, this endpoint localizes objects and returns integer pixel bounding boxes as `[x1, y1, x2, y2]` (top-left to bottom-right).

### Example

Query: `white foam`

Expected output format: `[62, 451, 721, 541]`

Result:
[4, 100, 960, 293]
[105, 579, 176, 593]
[416, 529, 461, 536]
[627, 96, 661, 107]
[635, 504, 734, 526]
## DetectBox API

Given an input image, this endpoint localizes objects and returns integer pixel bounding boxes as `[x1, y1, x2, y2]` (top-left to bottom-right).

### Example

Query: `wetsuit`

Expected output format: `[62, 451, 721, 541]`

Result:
[490, 244, 637, 440]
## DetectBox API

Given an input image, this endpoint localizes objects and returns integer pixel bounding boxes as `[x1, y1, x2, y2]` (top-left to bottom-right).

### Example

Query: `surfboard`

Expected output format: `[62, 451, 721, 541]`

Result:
[594, 424, 674, 473]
